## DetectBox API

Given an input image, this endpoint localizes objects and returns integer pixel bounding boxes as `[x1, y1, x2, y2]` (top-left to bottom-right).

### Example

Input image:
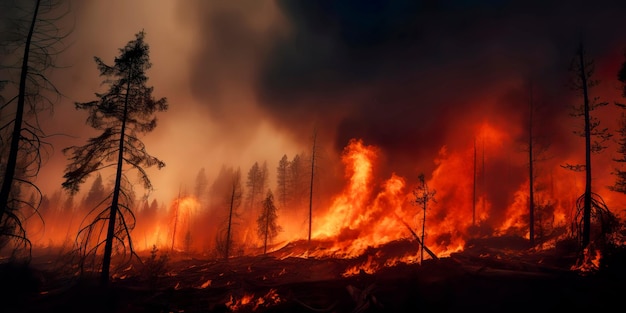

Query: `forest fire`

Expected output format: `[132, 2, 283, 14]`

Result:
[4, 1, 626, 312]
[17, 122, 618, 265]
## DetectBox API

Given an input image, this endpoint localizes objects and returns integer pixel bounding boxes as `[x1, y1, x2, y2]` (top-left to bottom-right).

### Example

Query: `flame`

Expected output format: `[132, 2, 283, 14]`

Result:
[571, 247, 602, 273]
[312, 139, 417, 257]
[313, 138, 378, 240]
[225, 289, 282, 312]
[226, 293, 255, 311]
[306, 121, 598, 262]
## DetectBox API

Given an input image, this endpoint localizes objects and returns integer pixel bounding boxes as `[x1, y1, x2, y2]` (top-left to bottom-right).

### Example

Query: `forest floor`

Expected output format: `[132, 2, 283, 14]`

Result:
[2, 236, 626, 313]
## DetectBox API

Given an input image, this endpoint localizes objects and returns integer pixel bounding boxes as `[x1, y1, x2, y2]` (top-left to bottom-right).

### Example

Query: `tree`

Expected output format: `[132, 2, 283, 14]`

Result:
[62, 31, 168, 285]
[307, 130, 317, 243]
[245, 161, 268, 211]
[193, 167, 209, 204]
[528, 85, 535, 246]
[217, 168, 242, 259]
[276, 154, 289, 209]
[562, 43, 612, 249]
[525, 82, 551, 246]
[81, 173, 106, 213]
[413, 173, 435, 263]
[288, 153, 307, 208]
[257, 189, 281, 254]
[0, 0, 69, 254]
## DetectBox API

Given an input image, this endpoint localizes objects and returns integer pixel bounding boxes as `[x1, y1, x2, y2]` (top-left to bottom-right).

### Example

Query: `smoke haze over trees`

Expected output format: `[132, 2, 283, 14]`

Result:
[1, 0, 626, 257]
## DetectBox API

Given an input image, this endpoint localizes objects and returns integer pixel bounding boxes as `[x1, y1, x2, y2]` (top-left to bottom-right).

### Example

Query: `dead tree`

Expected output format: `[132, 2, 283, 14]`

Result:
[413, 173, 436, 263]
[562, 43, 612, 249]
[219, 168, 242, 260]
[308, 129, 317, 243]
[0, 0, 69, 254]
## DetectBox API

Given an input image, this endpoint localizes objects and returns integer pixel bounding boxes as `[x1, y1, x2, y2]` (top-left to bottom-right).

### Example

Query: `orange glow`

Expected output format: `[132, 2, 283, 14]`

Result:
[19, 117, 626, 277]
[134, 195, 201, 252]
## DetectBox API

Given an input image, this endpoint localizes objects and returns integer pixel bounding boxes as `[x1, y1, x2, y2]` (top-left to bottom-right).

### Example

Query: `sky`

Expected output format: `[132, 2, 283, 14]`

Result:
[3, 0, 626, 210]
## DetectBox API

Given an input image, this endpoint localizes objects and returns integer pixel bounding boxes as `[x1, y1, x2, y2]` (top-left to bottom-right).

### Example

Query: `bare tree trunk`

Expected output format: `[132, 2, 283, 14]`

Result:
[225, 181, 236, 259]
[578, 44, 592, 249]
[421, 201, 426, 263]
[263, 205, 269, 254]
[472, 138, 476, 227]
[529, 83, 535, 246]
[171, 187, 181, 251]
[101, 64, 132, 286]
[0, 0, 40, 223]
[308, 130, 317, 243]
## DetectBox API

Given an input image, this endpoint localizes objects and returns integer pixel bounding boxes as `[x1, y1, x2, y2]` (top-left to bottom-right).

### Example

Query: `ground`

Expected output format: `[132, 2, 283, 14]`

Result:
[2, 237, 625, 313]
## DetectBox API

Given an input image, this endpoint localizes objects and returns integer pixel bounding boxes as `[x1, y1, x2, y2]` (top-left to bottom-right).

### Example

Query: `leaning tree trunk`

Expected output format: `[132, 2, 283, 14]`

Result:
[0, 0, 40, 224]
[528, 83, 535, 246]
[101, 66, 132, 286]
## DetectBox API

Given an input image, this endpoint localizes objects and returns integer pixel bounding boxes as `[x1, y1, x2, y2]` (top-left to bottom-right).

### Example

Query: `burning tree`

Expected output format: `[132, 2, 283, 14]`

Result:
[257, 190, 281, 254]
[62, 31, 168, 285]
[0, 0, 69, 255]
[562, 43, 613, 250]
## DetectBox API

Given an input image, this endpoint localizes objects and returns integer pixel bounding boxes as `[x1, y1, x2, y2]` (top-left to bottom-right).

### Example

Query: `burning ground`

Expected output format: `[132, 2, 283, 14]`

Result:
[4, 136, 626, 312]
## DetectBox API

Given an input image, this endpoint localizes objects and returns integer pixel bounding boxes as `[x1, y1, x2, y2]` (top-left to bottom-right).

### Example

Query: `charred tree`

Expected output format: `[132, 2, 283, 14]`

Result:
[528, 85, 535, 246]
[62, 31, 168, 285]
[219, 168, 242, 260]
[472, 138, 477, 227]
[0, 0, 69, 253]
[413, 173, 435, 263]
[562, 43, 612, 249]
[308, 129, 317, 243]
[257, 190, 281, 254]
[170, 187, 181, 251]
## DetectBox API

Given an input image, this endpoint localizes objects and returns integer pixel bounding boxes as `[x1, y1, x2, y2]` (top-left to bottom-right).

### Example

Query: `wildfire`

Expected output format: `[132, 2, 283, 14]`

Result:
[21, 118, 621, 278]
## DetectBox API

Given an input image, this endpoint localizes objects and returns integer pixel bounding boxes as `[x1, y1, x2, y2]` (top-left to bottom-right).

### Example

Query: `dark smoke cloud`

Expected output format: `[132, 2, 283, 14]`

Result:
[250, 0, 626, 179]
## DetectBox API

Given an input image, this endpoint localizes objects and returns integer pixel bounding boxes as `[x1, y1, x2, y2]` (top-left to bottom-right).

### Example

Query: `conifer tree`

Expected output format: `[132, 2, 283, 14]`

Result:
[62, 31, 167, 285]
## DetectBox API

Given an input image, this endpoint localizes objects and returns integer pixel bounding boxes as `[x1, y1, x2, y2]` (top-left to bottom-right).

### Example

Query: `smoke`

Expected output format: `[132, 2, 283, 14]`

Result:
[249, 0, 626, 180]
[3, 0, 626, 249]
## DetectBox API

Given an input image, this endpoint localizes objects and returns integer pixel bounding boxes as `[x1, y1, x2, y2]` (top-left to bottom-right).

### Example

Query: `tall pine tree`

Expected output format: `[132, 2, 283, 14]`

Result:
[62, 31, 168, 285]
